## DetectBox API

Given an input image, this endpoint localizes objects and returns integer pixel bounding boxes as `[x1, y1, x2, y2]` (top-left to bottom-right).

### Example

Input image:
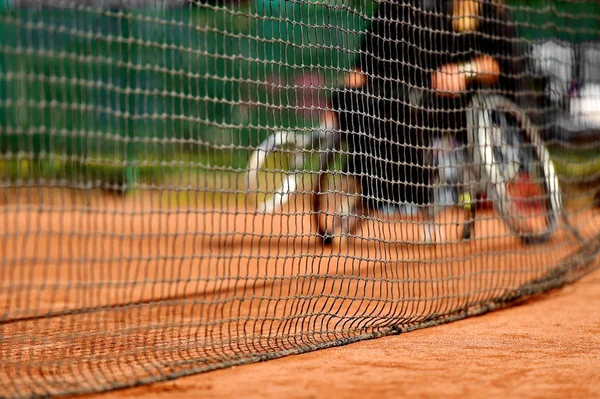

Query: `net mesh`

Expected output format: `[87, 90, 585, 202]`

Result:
[1, 0, 599, 397]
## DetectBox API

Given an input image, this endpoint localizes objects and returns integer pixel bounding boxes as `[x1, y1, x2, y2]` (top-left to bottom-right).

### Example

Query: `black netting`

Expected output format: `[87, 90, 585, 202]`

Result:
[0, 0, 599, 397]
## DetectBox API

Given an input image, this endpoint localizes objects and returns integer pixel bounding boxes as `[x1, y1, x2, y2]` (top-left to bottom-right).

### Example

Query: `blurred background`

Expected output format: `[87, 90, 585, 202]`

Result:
[0, 0, 598, 204]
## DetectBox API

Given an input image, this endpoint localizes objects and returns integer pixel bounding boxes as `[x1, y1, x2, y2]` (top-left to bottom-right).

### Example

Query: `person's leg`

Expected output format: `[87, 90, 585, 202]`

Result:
[314, 72, 373, 241]
[327, 76, 434, 216]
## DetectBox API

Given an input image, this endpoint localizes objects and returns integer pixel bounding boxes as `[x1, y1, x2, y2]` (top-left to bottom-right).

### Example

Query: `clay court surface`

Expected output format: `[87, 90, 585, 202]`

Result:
[87, 266, 600, 399]
[1, 188, 599, 398]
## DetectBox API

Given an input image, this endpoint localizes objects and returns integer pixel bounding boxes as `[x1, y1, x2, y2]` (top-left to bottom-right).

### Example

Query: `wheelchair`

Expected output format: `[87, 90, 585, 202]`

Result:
[246, 91, 565, 245]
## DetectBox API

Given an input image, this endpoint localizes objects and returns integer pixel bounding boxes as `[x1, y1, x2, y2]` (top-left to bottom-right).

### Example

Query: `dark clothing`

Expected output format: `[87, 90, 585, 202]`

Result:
[332, 0, 526, 207]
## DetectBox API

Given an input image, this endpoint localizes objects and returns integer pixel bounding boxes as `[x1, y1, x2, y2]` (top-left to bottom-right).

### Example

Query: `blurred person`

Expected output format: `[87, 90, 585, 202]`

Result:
[320, 0, 527, 215]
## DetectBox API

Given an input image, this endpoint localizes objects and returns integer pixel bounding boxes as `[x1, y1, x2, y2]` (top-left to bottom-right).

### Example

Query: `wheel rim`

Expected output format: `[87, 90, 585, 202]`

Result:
[246, 131, 312, 212]
[470, 95, 561, 243]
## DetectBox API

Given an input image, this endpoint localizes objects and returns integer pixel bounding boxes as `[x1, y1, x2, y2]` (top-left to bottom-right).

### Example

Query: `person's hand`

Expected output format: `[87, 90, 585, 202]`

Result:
[321, 110, 338, 130]
[431, 56, 500, 96]
[343, 68, 367, 89]
[471, 55, 500, 85]
[430, 63, 467, 96]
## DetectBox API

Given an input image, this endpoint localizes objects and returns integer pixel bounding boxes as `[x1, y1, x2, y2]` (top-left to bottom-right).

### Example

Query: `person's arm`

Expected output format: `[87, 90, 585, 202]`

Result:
[482, 2, 525, 96]
[342, 67, 367, 89]
[432, 1, 521, 97]
[431, 55, 500, 95]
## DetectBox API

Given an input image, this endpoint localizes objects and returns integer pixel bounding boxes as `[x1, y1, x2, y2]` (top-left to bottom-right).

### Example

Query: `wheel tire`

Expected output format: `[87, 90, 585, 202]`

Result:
[246, 130, 313, 213]
[468, 94, 562, 244]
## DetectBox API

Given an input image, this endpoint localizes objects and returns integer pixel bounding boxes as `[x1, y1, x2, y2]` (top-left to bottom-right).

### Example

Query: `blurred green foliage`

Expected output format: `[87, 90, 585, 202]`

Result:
[507, 0, 600, 42]
[0, 2, 373, 187]
[0, 0, 598, 188]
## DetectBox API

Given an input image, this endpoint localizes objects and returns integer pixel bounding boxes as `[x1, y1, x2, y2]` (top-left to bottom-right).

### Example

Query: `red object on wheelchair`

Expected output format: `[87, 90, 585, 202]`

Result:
[506, 172, 545, 212]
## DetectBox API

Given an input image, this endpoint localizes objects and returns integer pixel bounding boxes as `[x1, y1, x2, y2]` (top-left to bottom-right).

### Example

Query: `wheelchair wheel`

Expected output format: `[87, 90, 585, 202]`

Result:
[468, 94, 562, 244]
[312, 143, 363, 245]
[246, 130, 316, 212]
